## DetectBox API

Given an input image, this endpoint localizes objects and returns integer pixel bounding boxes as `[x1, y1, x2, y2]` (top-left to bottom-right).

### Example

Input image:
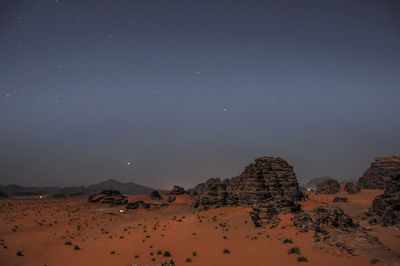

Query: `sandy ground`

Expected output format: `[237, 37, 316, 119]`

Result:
[0, 191, 399, 266]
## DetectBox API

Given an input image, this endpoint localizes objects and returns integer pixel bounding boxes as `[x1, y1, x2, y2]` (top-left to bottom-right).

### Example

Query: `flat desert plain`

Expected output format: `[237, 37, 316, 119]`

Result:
[1, 190, 399, 266]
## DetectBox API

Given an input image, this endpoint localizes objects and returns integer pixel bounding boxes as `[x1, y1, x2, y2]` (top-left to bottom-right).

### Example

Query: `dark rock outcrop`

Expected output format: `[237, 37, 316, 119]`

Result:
[88, 190, 128, 205]
[0, 192, 8, 198]
[344, 182, 361, 194]
[150, 190, 162, 200]
[194, 157, 303, 225]
[193, 183, 228, 209]
[168, 185, 185, 195]
[292, 206, 384, 256]
[188, 178, 222, 196]
[126, 200, 150, 210]
[357, 155, 400, 189]
[366, 170, 400, 226]
[316, 179, 340, 195]
[167, 195, 176, 203]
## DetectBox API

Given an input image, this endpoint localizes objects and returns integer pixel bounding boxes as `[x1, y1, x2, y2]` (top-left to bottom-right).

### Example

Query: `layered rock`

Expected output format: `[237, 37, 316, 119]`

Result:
[88, 190, 128, 205]
[344, 182, 360, 194]
[188, 178, 222, 196]
[292, 206, 384, 256]
[193, 183, 228, 209]
[316, 179, 340, 195]
[168, 185, 185, 195]
[194, 156, 303, 221]
[366, 172, 400, 226]
[357, 155, 400, 189]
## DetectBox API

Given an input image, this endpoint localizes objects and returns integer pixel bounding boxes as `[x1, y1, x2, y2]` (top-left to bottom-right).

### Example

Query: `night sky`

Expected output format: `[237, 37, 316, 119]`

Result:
[1, 1, 399, 188]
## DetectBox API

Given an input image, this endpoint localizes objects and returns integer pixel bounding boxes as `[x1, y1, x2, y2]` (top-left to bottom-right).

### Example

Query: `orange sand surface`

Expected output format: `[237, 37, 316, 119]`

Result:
[1, 192, 399, 266]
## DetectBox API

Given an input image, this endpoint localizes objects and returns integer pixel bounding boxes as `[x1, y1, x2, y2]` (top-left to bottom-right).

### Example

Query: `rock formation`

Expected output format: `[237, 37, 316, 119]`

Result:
[366, 170, 400, 226]
[316, 179, 340, 194]
[168, 185, 185, 195]
[193, 183, 228, 209]
[194, 156, 303, 223]
[167, 195, 176, 203]
[188, 178, 222, 196]
[344, 182, 360, 194]
[357, 155, 400, 189]
[150, 190, 162, 200]
[0, 192, 8, 198]
[126, 200, 150, 210]
[292, 206, 384, 256]
[88, 190, 128, 205]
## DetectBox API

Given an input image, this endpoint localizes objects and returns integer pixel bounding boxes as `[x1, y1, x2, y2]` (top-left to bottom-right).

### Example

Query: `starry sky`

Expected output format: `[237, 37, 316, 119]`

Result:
[1, 0, 400, 188]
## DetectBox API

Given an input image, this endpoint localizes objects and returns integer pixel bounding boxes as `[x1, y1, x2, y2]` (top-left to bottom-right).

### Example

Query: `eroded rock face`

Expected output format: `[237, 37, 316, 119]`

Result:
[366, 172, 400, 226]
[292, 206, 382, 256]
[344, 182, 360, 194]
[188, 178, 222, 196]
[357, 155, 400, 189]
[168, 185, 185, 195]
[194, 156, 303, 219]
[88, 190, 128, 205]
[316, 180, 340, 195]
[228, 156, 303, 206]
[193, 183, 228, 209]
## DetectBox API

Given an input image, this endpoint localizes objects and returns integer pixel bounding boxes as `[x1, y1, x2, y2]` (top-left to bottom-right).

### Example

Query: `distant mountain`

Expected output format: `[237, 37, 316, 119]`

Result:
[87, 179, 166, 195]
[303, 176, 335, 191]
[0, 179, 165, 197]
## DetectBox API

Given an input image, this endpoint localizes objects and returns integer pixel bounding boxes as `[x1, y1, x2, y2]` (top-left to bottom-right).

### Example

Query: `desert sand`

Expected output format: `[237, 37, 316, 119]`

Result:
[1, 190, 399, 266]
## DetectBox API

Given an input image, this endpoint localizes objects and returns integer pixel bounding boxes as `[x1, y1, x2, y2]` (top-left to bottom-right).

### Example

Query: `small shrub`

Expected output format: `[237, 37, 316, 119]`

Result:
[163, 251, 171, 257]
[223, 249, 230, 254]
[297, 256, 307, 262]
[288, 247, 300, 255]
[185, 258, 192, 262]
[64, 241, 72, 245]
[283, 238, 293, 244]
[73, 245, 80, 250]
[16, 250, 24, 256]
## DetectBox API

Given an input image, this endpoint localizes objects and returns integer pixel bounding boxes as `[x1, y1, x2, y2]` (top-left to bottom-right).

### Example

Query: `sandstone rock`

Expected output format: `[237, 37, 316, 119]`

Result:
[193, 157, 303, 226]
[227, 156, 303, 207]
[344, 182, 360, 194]
[193, 182, 228, 209]
[316, 180, 340, 195]
[150, 190, 162, 200]
[168, 185, 185, 195]
[188, 178, 222, 196]
[367, 185, 400, 226]
[88, 190, 128, 205]
[292, 206, 383, 256]
[357, 155, 400, 189]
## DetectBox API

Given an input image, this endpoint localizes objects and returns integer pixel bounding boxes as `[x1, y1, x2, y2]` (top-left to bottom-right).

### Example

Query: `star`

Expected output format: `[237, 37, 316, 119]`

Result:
[223, 107, 227, 111]
[127, 162, 132, 165]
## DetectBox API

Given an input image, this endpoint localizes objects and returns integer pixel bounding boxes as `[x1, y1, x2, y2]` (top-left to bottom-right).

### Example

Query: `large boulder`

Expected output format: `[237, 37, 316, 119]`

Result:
[168, 185, 185, 195]
[316, 179, 340, 195]
[357, 155, 400, 189]
[344, 182, 360, 194]
[150, 190, 162, 200]
[88, 190, 128, 205]
[188, 178, 222, 196]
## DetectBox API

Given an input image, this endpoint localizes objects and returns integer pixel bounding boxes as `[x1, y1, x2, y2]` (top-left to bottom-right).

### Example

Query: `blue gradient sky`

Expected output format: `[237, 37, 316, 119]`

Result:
[1, 0, 399, 188]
